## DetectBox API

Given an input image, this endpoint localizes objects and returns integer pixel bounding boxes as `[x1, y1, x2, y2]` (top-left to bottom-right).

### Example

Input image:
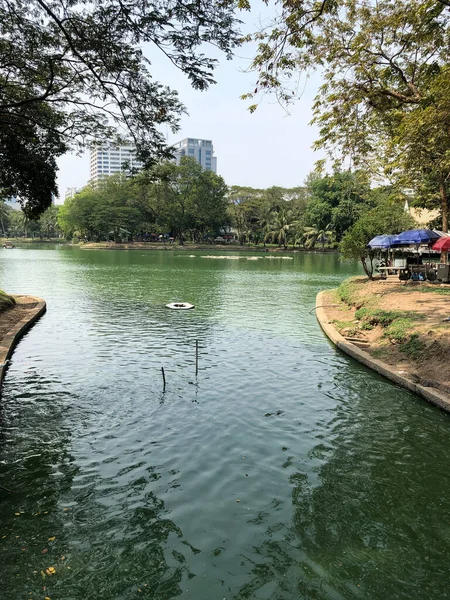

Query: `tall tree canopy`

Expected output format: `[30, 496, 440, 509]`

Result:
[304, 171, 371, 240]
[58, 157, 229, 243]
[245, 0, 450, 230]
[1, 0, 241, 217]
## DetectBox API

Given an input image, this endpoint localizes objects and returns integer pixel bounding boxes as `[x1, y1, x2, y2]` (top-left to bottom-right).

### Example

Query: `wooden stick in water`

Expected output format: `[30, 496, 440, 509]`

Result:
[196, 340, 199, 376]
[161, 366, 166, 390]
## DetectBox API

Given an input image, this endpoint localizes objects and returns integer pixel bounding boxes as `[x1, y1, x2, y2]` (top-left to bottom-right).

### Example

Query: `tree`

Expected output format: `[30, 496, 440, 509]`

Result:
[227, 184, 307, 245]
[246, 0, 450, 231]
[303, 224, 334, 251]
[340, 200, 415, 279]
[0, 199, 10, 236]
[58, 174, 138, 241]
[59, 157, 230, 244]
[142, 157, 229, 243]
[228, 203, 251, 245]
[192, 170, 230, 240]
[303, 170, 372, 240]
[1, 0, 241, 217]
[39, 205, 60, 239]
[264, 208, 295, 249]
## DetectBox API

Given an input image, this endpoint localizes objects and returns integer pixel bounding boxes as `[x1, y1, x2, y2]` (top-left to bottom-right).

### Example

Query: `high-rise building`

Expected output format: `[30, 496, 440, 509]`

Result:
[173, 138, 217, 173]
[89, 142, 142, 183]
[89, 138, 216, 185]
[65, 187, 81, 200]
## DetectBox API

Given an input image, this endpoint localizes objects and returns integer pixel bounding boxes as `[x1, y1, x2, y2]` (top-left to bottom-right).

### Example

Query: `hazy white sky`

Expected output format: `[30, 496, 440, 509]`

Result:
[55, 7, 323, 203]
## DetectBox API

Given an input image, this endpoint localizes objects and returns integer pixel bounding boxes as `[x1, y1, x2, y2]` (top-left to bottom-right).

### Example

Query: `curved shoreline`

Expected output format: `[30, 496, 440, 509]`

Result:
[0, 296, 46, 389]
[79, 242, 338, 254]
[316, 290, 450, 412]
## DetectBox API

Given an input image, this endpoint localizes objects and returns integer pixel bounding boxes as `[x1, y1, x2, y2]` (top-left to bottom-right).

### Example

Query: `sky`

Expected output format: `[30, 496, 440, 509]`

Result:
[55, 6, 324, 204]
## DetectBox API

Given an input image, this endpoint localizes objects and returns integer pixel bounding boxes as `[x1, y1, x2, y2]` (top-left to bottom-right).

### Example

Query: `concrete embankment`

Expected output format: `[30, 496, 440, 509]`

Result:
[316, 290, 450, 412]
[0, 296, 46, 388]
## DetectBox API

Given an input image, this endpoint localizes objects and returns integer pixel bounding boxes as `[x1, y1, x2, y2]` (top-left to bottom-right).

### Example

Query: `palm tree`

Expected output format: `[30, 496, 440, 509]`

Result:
[304, 224, 334, 251]
[230, 204, 251, 245]
[264, 208, 293, 250]
[20, 212, 30, 238]
[39, 206, 60, 239]
[257, 205, 273, 247]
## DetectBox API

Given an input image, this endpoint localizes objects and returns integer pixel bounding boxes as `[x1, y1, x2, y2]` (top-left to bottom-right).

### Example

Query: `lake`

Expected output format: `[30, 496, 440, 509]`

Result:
[0, 247, 449, 599]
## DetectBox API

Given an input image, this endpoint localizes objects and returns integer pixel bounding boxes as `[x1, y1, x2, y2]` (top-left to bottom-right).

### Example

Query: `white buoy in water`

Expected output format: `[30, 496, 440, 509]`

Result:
[166, 302, 195, 310]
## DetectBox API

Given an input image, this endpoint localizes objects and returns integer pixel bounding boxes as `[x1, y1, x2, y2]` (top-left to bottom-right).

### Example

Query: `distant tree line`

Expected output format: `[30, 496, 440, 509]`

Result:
[4, 0, 450, 236]
[0, 203, 60, 239]
[57, 160, 391, 247]
[58, 157, 229, 244]
[1, 158, 420, 256]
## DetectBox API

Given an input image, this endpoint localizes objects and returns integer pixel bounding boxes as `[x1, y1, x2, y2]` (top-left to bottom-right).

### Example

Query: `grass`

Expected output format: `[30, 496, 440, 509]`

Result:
[0, 289, 15, 312]
[353, 304, 427, 360]
[355, 307, 405, 327]
[332, 320, 359, 336]
[371, 347, 390, 360]
[334, 277, 433, 360]
[333, 276, 439, 365]
[337, 278, 363, 306]
[384, 318, 415, 343]
[399, 334, 426, 360]
[399, 286, 450, 296]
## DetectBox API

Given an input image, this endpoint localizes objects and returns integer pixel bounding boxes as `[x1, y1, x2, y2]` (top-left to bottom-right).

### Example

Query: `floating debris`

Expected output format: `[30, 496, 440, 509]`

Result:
[201, 255, 241, 260]
[264, 256, 293, 260]
[165, 302, 195, 310]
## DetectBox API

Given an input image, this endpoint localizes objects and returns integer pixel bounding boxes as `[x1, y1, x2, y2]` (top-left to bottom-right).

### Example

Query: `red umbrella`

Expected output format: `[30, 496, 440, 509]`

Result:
[431, 236, 450, 251]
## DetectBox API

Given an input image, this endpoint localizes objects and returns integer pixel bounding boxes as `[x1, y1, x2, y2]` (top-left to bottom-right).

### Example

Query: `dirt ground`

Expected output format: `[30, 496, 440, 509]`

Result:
[323, 278, 450, 394]
[0, 296, 38, 342]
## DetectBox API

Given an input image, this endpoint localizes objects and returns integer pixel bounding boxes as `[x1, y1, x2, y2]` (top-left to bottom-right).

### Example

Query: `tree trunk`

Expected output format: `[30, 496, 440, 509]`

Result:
[360, 255, 373, 279]
[439, 179, 448, 263]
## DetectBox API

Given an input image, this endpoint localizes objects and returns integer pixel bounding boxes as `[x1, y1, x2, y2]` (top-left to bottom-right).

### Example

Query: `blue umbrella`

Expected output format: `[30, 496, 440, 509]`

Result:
[392, 229, 440, 245]
[367, 234, 398, 249]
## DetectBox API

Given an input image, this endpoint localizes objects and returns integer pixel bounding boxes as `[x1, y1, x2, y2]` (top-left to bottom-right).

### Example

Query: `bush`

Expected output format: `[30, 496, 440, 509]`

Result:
[0, 289, 16, 312]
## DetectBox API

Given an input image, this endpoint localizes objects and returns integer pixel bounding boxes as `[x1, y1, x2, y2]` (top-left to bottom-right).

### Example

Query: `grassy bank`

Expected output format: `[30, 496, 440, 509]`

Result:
[324, 277, 450, 393]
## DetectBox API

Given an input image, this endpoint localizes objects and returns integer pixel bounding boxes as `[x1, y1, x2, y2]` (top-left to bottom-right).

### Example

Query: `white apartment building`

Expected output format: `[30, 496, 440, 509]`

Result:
[89, 143, 143, 183]
[65, 187, 81, 200]
[174, 138, 217, 173]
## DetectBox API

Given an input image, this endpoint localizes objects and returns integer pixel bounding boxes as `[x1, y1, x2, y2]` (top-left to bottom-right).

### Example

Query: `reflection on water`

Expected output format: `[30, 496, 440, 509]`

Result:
[0, 248, 449, 599]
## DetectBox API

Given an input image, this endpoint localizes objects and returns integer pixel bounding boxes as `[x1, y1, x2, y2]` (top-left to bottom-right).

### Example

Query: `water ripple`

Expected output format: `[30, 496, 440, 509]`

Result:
[1, 249, 450, 599]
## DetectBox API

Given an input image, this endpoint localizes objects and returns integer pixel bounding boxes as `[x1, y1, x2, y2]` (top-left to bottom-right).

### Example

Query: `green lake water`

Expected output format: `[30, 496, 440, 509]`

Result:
[0, 247, 449, 599]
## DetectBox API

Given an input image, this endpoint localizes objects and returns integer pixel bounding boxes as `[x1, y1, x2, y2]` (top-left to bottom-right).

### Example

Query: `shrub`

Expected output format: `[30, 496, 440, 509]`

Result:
[400, 334, 426, 360]
[0, 289, 15, 312]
